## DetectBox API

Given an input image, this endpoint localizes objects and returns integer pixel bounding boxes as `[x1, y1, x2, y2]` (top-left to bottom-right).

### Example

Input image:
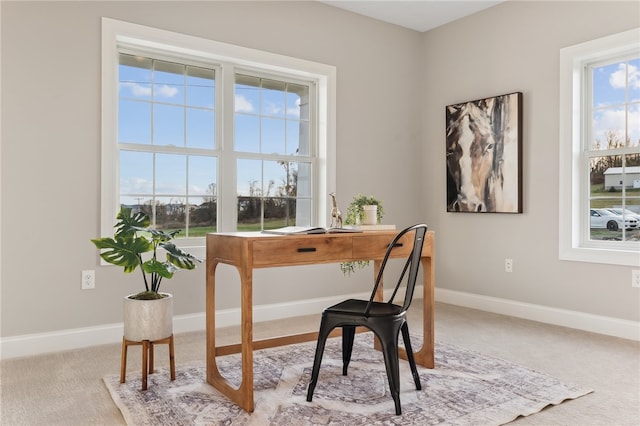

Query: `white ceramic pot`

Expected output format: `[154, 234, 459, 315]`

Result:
[123, 293, 173, 341]
[363, 205, 378, 225]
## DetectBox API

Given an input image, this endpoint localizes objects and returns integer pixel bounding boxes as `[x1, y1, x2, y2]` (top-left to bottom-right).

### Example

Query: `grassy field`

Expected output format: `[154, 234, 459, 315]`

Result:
[590, 186, 640, 208]
[185, 219, 292, 237]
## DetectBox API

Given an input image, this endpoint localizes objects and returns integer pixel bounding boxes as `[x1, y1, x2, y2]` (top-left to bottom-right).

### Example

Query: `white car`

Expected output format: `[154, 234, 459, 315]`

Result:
[590, 208, 638, 231]
[607, 208, 640, 221]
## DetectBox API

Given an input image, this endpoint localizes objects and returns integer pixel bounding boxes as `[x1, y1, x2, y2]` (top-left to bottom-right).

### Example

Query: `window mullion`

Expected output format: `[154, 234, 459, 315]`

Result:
[218, 63, 237, 232]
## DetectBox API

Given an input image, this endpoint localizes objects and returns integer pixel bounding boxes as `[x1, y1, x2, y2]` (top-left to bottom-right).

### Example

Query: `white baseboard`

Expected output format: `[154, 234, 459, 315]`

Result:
[435, 288, 640, 341]
[2, 287, 638, 359]
[0, 290, 369, 360]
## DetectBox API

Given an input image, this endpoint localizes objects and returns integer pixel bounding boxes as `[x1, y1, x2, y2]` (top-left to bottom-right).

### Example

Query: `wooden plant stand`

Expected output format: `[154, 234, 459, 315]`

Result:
[120, 334, 175, 390]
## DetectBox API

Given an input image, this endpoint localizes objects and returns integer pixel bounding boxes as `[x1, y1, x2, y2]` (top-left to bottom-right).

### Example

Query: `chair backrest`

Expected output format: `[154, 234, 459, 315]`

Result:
[365, 224, 428, 315]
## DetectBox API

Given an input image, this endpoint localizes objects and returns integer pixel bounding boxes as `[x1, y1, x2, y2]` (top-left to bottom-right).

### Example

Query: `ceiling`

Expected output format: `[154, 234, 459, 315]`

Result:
[319, 1, 506, 32]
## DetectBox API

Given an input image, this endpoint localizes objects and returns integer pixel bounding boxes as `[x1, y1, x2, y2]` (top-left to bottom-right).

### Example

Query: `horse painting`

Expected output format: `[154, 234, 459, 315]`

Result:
[446, 92, 522, 213]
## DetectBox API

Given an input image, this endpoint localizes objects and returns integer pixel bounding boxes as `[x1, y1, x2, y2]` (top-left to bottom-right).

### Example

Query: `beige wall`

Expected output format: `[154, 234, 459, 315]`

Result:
[0, 1, 424, 337]
[1, 1, 638, 341]
[421, 1, 640, 320]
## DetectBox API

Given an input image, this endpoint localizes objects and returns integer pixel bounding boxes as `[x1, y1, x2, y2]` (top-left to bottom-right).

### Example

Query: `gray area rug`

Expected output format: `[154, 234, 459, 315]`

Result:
[104, 334, 593, 425]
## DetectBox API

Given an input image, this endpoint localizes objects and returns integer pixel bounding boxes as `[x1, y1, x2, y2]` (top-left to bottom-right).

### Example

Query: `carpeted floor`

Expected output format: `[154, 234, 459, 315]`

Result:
[104, 334, 592, 425]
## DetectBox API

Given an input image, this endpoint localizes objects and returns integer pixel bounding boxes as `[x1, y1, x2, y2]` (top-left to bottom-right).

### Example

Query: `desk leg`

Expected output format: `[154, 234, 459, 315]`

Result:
[411, 256, 434, 368]
[391, 256, 435, 369]
[206, 260, 255, 412]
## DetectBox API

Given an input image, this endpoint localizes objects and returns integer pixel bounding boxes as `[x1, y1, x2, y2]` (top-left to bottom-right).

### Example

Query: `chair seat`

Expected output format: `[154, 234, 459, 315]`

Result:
[326, 299, 403, 317]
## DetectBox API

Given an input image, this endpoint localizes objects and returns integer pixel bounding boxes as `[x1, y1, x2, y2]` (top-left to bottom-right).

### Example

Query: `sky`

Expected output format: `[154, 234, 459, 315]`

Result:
[117, 58, 308, 207]
[592, 58, 640, 149]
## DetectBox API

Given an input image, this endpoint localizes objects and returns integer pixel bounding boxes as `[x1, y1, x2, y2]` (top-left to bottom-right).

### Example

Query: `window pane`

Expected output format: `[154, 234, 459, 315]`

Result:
[154, 196, 186, 231]
[156, 153, 186, 195]
[235, 75, 259, 113]
[629, 103, 639, 147]
[153, 60, 184, 105]
[186, 108, 214, 149]
[262, 117, 285, 153]
[237, 158, 261, 197]
[188, 156, 217, 236]
[593, 62, 627, 107]
[592, 107, 625, 150]
[120, 151, 153, 202]
[297, 162, 312, 197]
[589, 203, 638, 241]
[186, 66, 214, 108]
[286, 120, 302, 155]
[286, 84, 305, 118]
[235, 114, 260, 152]
[236, 159, 308, 230]
[154, 104, 184, 146]
[119, 100, 151, 144]
[188, 156, 216, 196]
[261, 79, 286, 117]
[590, 156, 640, 242]
[119, 54, 152, 102]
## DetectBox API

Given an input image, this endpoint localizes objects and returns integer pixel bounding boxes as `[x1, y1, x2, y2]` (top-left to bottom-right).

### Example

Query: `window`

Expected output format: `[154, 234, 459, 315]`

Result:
[559, 28, 640, 266]
[102, 19, 336, 254]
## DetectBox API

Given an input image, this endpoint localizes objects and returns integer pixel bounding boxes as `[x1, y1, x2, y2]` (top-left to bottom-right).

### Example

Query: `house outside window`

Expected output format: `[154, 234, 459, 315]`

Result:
[102, 19, 336, 255]
[559, 28, 640, 266]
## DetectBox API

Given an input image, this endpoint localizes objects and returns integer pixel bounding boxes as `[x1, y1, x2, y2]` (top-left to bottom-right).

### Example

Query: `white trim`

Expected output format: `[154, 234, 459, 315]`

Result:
[0, 289, 371, 360]
[101, 18, 336, 240]
[2, 286, 638, 359]
[558, 28, 640, 267]
[435, 288, 640, 341]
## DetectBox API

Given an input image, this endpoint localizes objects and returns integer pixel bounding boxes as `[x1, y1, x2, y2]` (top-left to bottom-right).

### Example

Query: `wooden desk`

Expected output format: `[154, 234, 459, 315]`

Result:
[206, 230, 435, 412]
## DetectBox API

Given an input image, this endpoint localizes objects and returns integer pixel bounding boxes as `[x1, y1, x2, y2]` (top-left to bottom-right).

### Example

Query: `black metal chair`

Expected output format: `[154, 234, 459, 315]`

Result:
[306, 223, 428, 415]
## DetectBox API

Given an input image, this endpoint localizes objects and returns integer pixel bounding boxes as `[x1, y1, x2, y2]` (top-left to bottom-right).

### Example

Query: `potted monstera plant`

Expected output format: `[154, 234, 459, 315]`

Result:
[340, 194, 384, 275]
[91, 207, 201, 341]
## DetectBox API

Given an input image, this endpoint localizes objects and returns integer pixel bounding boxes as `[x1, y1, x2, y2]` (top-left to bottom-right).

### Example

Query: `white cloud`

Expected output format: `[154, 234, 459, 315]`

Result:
[594, 106, 640, 146]
[610, 63, 640, 90]
[235, 94, 254, 113]
[120, 177, 152, 194]
[155, 84, 179, 98]
[119, 82, 178, 98]
[120, 82, 151, 97]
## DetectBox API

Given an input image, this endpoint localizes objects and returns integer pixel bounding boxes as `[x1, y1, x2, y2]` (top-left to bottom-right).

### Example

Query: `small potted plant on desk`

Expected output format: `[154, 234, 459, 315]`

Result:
[91, 207, 201, 345]
[340, 194, 384, 275]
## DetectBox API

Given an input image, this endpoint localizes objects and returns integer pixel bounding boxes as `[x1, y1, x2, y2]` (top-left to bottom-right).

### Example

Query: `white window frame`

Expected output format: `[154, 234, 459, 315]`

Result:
[101, 18, 336, 258]
[559, 27, 640, 266]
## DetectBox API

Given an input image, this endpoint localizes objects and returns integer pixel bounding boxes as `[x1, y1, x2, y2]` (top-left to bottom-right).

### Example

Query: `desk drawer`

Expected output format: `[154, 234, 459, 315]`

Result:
[252, 236, 352, 266]
[352, 232, 413, 260]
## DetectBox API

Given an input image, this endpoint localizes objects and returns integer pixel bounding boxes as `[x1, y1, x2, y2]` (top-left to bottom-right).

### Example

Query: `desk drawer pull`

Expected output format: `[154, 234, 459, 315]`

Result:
[297, 247, 317, 253]
[389, 243, 404, 249]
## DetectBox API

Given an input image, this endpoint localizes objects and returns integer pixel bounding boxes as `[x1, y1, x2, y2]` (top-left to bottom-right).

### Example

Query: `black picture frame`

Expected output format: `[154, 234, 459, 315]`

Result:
[446, 92, 523, 213]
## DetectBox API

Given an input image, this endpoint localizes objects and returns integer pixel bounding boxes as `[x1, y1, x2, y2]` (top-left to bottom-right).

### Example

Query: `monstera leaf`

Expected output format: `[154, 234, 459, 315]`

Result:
[91, 235, 152, 273]
[142, 258, 177, 279]
[114, 207, 150, 240]
[162, 242, 200, 270]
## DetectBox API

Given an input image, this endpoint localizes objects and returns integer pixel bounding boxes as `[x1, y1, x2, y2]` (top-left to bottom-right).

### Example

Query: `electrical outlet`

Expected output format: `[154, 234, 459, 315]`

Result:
[632, 270, 640, 288]
[82, 270, 95, 290]
[504, 258, 513, 273]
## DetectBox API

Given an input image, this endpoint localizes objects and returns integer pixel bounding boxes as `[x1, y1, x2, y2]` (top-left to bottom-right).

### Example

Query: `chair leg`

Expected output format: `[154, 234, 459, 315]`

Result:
[401, 322, 421, 390]
[120, 337, 128, 384]
[307, 320, 333, 402]
[378, 332, 402, 415]
[341, 325, 356, 375]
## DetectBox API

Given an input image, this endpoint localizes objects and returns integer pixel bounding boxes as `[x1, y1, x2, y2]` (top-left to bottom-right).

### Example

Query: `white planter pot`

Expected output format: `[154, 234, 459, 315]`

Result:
[363, 205, 378, 225]
[123, 293, 173, 341]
